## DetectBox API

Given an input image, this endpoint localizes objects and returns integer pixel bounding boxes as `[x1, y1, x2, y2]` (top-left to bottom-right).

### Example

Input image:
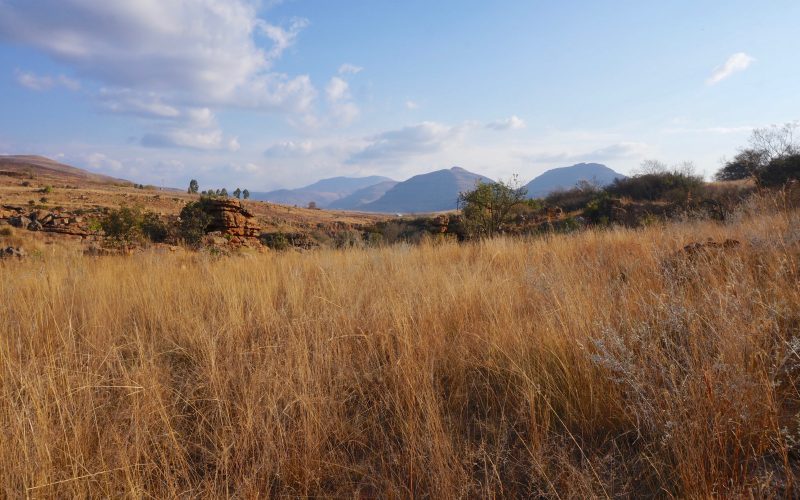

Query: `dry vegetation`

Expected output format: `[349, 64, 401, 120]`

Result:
[1, 193, 800, 497]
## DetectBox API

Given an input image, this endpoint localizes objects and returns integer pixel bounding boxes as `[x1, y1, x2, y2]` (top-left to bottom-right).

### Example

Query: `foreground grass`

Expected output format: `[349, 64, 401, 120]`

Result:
[2, 203, 799, 497]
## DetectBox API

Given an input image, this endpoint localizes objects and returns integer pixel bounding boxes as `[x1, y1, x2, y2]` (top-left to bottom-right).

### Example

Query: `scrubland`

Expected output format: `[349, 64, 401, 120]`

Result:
[1, 194, 799, 498]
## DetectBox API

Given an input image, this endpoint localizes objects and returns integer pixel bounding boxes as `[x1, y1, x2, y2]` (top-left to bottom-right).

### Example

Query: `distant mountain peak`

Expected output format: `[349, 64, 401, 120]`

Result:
[524, 162, 626, 199]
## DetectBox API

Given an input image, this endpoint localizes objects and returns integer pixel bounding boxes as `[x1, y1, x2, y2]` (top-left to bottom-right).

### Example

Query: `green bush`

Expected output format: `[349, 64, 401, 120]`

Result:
[101, 206, 168, 244]
[260, 232, 290, 251]
[179, 201, 212, 245]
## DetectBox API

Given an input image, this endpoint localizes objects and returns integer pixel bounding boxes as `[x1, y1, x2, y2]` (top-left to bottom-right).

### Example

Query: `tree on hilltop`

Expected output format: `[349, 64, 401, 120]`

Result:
[188, 179, 199, 194]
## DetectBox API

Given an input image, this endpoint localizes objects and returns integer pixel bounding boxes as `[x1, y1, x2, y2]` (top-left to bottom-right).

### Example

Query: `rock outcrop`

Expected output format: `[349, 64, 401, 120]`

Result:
[201, 198, 260, 238]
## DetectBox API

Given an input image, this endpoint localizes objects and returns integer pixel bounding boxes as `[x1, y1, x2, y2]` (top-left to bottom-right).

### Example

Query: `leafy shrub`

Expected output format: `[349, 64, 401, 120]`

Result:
[607, 172, 704, 202]
[545, 183, 602, 212]
[101, 206, 168, 244]
[756, 154, 800, 187]
[260, 232, 290, 251]
[179, 201, 212, 245]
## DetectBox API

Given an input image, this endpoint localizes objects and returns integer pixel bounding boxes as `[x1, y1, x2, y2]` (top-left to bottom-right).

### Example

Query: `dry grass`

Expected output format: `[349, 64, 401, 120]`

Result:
[1, 198, 799, 498]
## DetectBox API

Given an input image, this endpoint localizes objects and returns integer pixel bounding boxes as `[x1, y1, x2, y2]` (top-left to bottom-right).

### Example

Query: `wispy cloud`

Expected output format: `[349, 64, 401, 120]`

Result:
[338, 63, 363, 75]
[520, 142, 649, 164]
[15, 69, 80, 91]
[347, 122, 466, 164]
[487, 115, 525, 131]
[405, 100, 419, 110]
[706, 52, 755, 85]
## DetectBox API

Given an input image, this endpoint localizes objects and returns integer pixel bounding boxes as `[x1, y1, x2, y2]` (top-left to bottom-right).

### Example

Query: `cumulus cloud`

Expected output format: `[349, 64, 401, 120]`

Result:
[706, 52, 755, 85]
[0, 0, 315, 119]
[405, 100, 419, 110]
[338, 63, 363, 75]
[521, 142, 649, 164]
[347, 122, 465, 164]
[486, 115, 526, 131]
[15, 70, 80, 91]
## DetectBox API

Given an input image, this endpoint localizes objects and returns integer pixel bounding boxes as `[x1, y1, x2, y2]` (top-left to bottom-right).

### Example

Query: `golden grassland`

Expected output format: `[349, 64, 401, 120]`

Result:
[1, 196, 799, 498]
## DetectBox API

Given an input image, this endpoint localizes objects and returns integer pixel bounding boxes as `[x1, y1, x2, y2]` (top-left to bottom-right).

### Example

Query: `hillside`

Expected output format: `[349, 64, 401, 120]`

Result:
[0, 155, 132, 185]
[361, 166, 492, 213]
[327, 180, 399, 210]
[525, 162, 626, 198]
[250, 175, 395, 207]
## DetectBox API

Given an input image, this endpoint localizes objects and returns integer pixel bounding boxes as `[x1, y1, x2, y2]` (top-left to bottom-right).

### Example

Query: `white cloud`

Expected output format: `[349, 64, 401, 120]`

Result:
[84, 152, 124, 172]
[326, 77, 350, 102]
[706, 52, 755, 85]
[141, 128, 240, 152]
[15, 70, 80, 91]
[325, 76, 359, 125]
[521, 142, 650, 164]
[405, 100, 419, 110]
[264, 140, 314, 158]
[487, 115, 526, 131]
[0, 0, 316, 112]
[347, 122, 465, 164]
[338, 63, 363, 75]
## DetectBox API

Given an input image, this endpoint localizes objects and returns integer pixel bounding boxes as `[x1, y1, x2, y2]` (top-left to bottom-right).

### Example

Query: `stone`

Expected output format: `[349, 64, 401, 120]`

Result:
[27, 220, 43, 231]
[201, 198, 261, 239]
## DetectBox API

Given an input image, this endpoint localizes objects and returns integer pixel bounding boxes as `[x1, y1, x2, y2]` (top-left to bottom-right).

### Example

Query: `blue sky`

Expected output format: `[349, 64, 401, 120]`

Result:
[0, 0, 798, 190]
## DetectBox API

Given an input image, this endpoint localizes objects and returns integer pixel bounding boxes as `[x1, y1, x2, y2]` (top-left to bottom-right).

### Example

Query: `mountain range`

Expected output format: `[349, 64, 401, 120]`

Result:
[248, 175, 394, 207]
[254, 162, 625, 213]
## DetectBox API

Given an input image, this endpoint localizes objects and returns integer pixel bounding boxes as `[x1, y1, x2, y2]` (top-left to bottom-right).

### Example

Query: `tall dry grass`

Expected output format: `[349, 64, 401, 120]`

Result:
[1, 198, 799, 497]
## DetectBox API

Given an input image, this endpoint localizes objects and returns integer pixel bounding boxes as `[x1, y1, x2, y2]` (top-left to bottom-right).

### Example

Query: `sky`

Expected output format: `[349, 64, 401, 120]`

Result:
[0, 0, 798, 191]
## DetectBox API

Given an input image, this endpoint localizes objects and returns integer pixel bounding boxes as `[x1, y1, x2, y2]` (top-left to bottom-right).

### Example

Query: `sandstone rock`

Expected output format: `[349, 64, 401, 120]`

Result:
[201, 198, 260, 238]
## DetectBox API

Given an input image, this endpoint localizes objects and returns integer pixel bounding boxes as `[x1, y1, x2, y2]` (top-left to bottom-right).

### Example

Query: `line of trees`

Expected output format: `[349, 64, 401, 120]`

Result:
[188, 179, 250, 199]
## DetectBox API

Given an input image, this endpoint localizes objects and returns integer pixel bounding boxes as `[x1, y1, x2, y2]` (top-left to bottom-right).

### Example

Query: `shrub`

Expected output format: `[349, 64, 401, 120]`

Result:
[607, 172, 704, 202]
[0, 226, 13, 237]
[179, 201, 212, 245]
[101, 206, 168, 244]
[544, 183, 601, 212]
[260, 232, 290, 251]
[756, 154, 800, 187]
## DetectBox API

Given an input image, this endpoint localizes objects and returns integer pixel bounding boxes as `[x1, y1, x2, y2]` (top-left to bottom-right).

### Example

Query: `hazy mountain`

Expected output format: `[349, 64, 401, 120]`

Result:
[249, 175, 394, 207]
[361, 166, 493, 213]
[525, 163, 626, 199]
[327, 180, 400, 210]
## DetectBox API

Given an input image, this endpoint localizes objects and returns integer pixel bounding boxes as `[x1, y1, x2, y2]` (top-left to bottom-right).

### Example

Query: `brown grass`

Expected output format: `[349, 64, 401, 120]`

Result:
[1, 198, 799, 498]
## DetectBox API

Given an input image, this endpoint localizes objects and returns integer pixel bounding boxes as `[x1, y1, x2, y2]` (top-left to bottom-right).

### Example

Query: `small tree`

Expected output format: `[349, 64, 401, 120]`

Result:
[307, 201, 317, 209]
[242, 189, 250, 200]
[188, 179, 199, 194]
[715, 149, 767, 181]
[233, 187, 242, 199]
[220, 188, 228, 197]
[458, 176, 528, 238]
[179, 200, 212, 245]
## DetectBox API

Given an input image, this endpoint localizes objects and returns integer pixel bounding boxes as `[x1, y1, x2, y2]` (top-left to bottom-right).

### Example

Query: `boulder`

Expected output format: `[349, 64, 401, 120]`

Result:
[202, 198, 261, 238]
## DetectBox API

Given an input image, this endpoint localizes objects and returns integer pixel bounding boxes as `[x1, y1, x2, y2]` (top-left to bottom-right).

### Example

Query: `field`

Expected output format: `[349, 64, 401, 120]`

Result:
[1, 193, 799, 497]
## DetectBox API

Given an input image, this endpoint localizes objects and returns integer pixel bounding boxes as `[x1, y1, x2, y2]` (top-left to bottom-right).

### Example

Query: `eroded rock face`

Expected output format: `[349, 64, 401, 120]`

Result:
[202, 198, 260, 238]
